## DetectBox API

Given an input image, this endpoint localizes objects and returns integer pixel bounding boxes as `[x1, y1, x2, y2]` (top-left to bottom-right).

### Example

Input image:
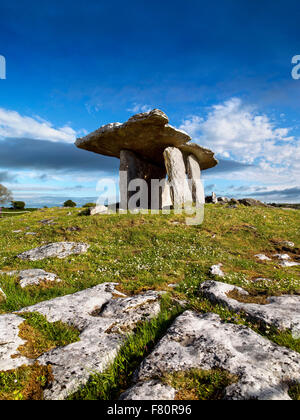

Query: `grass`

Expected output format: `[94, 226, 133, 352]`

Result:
[162, 368, 238, 400]
[16, 312, 80, 359]
[0, 204, 299, 399]
[0, 363, 53, 400]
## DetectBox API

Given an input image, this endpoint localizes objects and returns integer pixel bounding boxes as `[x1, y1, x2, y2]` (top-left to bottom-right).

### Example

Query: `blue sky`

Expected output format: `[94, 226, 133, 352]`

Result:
[0, 0, 300, 206]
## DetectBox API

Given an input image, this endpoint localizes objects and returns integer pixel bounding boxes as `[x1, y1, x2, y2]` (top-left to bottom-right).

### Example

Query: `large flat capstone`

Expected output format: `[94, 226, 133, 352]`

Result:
[122, 311, 300, 400]
[0, 283, 162, 400]
[76, 109, 218, 170]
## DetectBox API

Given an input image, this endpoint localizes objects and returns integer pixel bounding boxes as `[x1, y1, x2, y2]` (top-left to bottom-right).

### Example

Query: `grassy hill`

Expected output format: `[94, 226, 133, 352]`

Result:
[0, 205, 299, 399]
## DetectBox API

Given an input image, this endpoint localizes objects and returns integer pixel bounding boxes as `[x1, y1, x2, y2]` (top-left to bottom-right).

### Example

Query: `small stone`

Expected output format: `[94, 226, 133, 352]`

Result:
[90, 205, 109, 215]
[280, 261, 300, 267]
[210, 264, 225, 278]
[0, 269, 61, 288]
[273, 254, 291, 260]
[255, 254, 271, 261]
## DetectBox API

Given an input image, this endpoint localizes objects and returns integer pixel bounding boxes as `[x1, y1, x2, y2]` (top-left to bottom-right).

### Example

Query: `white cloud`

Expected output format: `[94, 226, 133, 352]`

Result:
[180, 98, 294, 163]
[180, 98, 300, 189]
[0, 108, 76, 143]
[127, 103, 152, 113]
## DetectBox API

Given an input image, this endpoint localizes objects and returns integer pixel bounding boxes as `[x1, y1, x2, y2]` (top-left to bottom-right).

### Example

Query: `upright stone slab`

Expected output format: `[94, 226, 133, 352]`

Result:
[163, 147, 192, 208]
[186, 154, 204, 206]
[119, 150, 166, 210]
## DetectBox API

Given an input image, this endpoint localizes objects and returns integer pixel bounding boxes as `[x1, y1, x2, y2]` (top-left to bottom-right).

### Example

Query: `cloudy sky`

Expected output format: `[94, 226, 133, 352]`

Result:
[0, 0, 300, 206]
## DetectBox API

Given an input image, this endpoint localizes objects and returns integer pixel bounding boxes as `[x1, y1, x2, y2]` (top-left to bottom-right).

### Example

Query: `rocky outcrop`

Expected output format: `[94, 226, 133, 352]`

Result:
[200, 280, 300, 331]
[123, 311, 300, 400]
[17, 242, 90, 261]
[238, 198, 268, 207]
[5, 284, 162, 400]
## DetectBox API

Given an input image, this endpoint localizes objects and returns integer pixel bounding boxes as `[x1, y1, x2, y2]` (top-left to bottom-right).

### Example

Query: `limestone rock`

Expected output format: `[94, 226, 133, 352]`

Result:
[76, 109, 218, 170]
[255, 254, 271, 261]
[280, 261, 300, 267]
[0, 314, 33, 371]
[200, 280, 300, 331]
[15, 284, 162, 400]
[90, 205, 109, 215]
[132, 311, 300, 400]
[238, 198, 268, 207]
[210, 264, 225, 278]
[17, 242, 90, 261]
[120, 380, 176, 401]
[186, 154, 204, 205]
[163, 147, 192, 208]
[0, 269, 61, 288]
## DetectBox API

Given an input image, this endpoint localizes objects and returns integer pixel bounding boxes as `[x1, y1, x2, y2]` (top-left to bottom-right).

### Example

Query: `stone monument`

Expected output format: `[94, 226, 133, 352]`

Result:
[75, 109, 218, 209]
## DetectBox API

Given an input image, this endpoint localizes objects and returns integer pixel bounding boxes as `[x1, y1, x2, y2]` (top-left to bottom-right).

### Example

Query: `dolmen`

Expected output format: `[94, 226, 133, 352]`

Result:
[75, 109, 218, 210]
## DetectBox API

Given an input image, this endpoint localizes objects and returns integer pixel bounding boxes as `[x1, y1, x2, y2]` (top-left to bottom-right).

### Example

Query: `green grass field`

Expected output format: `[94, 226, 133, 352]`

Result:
[0, 204, 299, 399]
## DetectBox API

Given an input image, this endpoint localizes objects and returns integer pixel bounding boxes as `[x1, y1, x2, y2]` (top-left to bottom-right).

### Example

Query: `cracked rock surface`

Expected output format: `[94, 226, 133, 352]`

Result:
[9, 283, 162, 400]
[0, 314, 33, 371]
[17, 242, 90, 261]
[125, 311, 300, 400]
[200, 280, 300, 331]
[120, 380, 176, 401]
[0, 269, 61, 288]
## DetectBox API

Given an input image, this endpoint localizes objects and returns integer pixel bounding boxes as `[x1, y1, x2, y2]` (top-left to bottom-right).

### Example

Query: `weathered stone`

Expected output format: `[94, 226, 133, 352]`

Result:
[0, 269, 61, 288]
[218, 197, 229, 204]
[163, 147, 192, 208]
[0, 314, 32, 371]
[178, 142, 218, 171]
[255, 254, 271, 261]
[76, 109, 217, 171]
[200, 280, 300, 331]
[205, 192, 218, 204]
[90, 205, 109, 215]
[210, 264, 225, 278]
[14, 284, 162, 400]
[238, 198, 268, 207]
[186, 154, 204, 205]
[17, 242, 90, 261]
[280, 261, 300, 267]
[273, 254, 291, 260]
[119, 150, 166, 210]
[120, 380, 176, 401]
[132, 311, 300, 400]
